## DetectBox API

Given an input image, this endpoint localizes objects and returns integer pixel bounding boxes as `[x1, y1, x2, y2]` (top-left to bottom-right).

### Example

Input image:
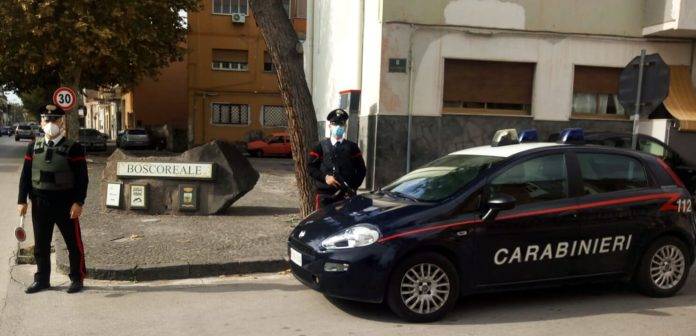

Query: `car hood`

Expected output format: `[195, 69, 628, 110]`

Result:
[290, 193, 433, 250]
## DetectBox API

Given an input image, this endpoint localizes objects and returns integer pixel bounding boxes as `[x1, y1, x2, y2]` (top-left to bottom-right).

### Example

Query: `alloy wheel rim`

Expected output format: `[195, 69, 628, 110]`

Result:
[400, 263, 450, 315]
[649, 244, 686, 290]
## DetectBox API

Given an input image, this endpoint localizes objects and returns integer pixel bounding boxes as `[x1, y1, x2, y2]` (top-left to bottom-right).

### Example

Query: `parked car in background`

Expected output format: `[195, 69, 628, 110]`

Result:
[0, 126, 13, 136]
[78, 128, 108, 151]
[31, 124, 44, 138]
[117, 129, 152, 149]
[582, 132, 696, 195]
[14, 125, 34, 141]
[246, 132, 292, 157]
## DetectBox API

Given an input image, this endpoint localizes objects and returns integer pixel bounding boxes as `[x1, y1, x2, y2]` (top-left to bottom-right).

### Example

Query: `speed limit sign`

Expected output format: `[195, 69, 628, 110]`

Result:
[52, 87, 77, 111]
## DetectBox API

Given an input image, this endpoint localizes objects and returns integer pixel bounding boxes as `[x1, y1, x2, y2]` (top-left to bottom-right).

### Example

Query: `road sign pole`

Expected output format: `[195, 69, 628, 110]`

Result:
[631, 49, 646, 150]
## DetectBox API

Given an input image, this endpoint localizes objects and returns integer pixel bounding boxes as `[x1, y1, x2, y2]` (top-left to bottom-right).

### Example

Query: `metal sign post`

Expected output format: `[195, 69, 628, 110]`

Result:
[631, 49, 647, 150]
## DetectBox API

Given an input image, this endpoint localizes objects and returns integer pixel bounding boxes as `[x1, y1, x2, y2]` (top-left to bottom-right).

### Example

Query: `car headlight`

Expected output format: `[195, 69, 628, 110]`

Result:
[321, 224, 381, 250]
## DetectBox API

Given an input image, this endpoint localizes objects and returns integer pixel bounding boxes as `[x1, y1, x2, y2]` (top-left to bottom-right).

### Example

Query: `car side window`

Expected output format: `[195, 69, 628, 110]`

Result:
[488, 154, 568, 206]
[269, 136, 284, 144]
[577, 153, 648, 195]
[638, 138, 666, 158]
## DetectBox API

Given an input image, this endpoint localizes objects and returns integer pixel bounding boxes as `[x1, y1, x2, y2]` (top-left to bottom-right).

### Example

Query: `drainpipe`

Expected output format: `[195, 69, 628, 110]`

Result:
[405, 24, 417, 173]
[305, 0, 314, 93]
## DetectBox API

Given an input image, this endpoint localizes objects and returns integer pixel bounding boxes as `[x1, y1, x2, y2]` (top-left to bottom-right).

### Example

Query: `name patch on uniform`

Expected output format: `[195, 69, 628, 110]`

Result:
[116, 162, 214, 180]
[494, 235, 632, 265]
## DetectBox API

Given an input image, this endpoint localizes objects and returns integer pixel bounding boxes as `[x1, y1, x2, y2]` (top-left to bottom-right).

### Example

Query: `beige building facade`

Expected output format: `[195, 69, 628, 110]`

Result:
[306, 0, 696, 188]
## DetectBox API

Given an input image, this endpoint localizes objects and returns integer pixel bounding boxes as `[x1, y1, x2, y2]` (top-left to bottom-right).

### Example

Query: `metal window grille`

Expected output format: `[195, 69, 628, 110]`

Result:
[262, 105, 287, 127]
[213, 0, 248, 15]
[212, 104, 249, 125]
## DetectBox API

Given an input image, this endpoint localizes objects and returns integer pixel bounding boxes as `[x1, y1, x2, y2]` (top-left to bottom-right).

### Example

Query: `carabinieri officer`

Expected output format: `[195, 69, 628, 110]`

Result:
[308, 109, 366, 209]
[17, 104, 88, 294]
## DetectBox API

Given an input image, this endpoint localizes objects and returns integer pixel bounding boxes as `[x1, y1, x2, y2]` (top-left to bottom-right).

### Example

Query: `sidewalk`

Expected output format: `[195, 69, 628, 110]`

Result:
[55, 149, 300, 281]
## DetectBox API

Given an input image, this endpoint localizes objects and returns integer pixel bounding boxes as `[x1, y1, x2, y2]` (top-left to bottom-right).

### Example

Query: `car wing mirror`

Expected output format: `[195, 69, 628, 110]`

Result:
[482, 194, 516, 222]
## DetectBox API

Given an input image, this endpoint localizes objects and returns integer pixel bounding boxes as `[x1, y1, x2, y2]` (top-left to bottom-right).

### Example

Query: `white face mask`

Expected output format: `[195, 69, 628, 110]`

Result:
[42, 122, 62, 139]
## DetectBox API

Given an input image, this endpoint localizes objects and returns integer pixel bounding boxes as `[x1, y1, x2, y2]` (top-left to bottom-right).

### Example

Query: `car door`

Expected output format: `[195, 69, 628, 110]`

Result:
[266, 136, 287, 155]
[474, 151, 580, 286]
[571, 150, 656, 276]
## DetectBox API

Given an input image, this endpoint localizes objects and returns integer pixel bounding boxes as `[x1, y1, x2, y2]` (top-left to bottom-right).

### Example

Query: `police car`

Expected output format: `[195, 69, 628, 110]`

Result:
[288, 128, 695, 322]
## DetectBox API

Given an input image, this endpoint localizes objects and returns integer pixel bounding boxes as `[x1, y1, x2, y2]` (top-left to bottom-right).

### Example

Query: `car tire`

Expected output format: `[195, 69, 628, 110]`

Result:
[386, 252, 459, 323]
[635, 236, 690, 298]
[250, 150, 262, 157]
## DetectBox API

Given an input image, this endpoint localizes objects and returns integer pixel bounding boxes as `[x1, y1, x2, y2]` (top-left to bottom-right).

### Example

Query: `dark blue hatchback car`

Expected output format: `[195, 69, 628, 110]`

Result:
[288, 130, 695, 322]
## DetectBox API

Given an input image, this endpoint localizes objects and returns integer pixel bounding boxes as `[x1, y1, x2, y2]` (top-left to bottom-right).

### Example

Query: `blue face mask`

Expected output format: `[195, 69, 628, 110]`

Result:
[331, 125, 346, 139]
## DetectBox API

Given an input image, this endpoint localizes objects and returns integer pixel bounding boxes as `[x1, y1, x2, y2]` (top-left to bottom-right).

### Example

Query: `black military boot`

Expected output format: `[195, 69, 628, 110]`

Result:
[67, 281, 83, 294]
[25, 281, 50, 294]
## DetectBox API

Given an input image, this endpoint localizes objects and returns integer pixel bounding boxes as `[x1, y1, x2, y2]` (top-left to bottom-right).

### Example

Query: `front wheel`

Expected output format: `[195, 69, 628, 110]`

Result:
[386, 252, 459, 323]
[635, 236, 690, 297]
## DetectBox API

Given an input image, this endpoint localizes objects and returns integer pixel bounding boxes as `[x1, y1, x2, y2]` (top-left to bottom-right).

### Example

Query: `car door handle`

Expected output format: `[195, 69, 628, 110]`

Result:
[558, 211, 578, 219]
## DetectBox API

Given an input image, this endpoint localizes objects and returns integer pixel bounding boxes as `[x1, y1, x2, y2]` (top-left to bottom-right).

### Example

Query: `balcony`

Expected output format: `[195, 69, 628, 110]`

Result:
[643, 0, 696, 37]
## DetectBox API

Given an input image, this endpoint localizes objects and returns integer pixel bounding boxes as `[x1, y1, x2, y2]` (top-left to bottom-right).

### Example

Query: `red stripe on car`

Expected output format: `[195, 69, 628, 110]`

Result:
[378, 192, 681, 243]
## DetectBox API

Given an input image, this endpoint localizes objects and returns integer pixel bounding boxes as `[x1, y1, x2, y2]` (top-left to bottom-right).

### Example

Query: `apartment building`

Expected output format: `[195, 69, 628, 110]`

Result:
[305, 0, 696, 188]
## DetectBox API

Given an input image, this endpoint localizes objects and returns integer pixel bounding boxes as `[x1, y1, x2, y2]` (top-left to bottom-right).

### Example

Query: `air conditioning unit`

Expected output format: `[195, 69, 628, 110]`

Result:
[231, 13, 246, 24]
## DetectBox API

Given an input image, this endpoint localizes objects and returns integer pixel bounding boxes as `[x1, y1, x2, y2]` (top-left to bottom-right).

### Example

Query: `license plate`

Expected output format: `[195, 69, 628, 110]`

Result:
[290, 248, 302, 266]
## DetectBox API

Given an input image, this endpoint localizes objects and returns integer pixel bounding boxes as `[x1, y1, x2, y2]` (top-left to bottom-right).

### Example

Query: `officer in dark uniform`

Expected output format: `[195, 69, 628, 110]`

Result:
[17, 105, 88, 294]
[308, 109, 366, 209]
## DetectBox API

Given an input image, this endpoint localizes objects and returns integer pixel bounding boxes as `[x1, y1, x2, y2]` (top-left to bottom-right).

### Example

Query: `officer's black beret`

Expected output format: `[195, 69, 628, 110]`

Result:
[327, 108, 348, 124]
[41, 104, 65, 117]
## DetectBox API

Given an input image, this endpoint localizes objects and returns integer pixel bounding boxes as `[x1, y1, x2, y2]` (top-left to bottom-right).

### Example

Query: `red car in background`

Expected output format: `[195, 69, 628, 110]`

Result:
[247, 132, 292, 157]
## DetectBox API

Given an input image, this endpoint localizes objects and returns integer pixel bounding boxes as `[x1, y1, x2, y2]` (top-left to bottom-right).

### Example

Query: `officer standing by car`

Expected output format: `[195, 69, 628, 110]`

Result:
[17, 105, 88, 294]
[308, 109, 366, 209]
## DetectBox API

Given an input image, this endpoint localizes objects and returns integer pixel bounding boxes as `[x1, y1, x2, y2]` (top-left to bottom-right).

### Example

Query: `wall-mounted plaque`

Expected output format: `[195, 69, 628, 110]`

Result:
[105, 182, 122, 208]
[388, 58, 407, 73]
[117, 162, 214, 180]
[178, 185, 198, 211]
[129, 184, 148, 210]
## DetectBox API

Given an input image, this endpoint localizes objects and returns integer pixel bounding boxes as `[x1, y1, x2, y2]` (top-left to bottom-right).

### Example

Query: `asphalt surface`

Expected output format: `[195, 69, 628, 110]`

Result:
[2, 136, 696, 335]
[0, 136, 27, 324]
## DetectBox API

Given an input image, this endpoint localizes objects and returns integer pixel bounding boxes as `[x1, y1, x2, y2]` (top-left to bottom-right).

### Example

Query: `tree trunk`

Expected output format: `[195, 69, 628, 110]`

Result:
[249, 0, 318, 217]
[64, 83, 80, 141]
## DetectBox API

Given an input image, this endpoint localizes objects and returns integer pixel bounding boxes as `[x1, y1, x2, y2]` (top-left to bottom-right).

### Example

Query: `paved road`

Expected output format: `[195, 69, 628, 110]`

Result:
[1, 136, 696, 336]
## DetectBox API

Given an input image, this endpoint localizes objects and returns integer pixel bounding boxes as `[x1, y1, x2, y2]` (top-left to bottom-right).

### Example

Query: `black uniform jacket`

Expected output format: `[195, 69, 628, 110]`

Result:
[308, 138, 366, 193]
[17, 139, 89, 205]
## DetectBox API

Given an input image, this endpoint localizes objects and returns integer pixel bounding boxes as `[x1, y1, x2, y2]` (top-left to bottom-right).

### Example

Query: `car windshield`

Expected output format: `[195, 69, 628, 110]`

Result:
[382, 155, 502, 202]
[18, 126, 30, 130]
[128, 129, 147, 135]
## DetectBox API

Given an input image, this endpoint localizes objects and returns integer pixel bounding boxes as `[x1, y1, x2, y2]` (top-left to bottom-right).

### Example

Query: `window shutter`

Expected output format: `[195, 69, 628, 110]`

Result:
[444, 59, 535, 105]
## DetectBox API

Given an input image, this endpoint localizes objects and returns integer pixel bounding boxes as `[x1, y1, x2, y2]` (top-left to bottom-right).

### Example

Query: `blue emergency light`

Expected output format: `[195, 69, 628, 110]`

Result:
[558, 128, 585, 144]
[518, 129, 539, 143]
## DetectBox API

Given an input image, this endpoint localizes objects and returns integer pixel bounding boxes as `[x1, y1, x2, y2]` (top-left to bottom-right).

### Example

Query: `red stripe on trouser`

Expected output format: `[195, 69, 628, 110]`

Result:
[315, 195, 321, 211]
[72, 218, 87, 280]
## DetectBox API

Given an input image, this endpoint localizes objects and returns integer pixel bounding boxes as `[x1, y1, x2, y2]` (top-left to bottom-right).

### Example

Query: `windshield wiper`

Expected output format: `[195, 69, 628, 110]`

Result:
[381, 189, 419, 202]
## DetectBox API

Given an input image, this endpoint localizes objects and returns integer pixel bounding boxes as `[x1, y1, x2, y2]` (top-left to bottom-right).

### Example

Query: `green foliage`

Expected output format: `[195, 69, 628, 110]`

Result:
[19, 87, 49, 118]
[0, 0, 200, 92]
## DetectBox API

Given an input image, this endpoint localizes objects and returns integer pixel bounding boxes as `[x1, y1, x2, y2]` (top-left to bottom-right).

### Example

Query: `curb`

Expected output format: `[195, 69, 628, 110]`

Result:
[56, 252, 290, 281]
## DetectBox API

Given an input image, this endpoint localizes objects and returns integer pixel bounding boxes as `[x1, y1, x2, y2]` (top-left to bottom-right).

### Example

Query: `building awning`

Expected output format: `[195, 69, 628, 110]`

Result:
[664, 66, 696, 132]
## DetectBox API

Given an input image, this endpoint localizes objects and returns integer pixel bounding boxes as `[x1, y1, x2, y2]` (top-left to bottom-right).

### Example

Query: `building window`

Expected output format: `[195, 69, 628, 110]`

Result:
[212, 49, 248, 71]
[572, 66, 626, 119]
[263, 52, 275, 73]
[262, 105, 288, 127]
[212, 0, 248, 15]
[212, 103, 250, 125]
[443, 59, 535, 115]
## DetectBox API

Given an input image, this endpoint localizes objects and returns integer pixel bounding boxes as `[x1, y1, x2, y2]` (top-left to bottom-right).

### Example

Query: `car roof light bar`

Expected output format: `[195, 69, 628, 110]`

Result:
[492, 129, 519, 147]
[558, 128, 585, 144]
[518, 129, 539, 143]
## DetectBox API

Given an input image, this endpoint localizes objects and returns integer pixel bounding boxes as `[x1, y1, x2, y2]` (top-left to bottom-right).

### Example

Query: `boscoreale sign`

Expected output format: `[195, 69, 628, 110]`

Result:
[116, 162, 215, 180]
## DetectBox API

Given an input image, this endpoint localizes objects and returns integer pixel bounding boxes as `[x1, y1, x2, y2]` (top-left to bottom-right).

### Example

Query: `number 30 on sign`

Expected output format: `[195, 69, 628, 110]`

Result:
[52, 87, 77, 111]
